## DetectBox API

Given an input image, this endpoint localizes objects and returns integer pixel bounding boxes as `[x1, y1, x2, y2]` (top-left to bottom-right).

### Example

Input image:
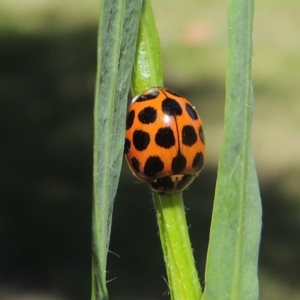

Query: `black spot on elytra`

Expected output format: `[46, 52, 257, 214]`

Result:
[131, 157, 140, 172]
[124, 138, 130, 154]
[144, 156, 164, 177]
[134, 89, 159, 102]
[186, 103, 198, 120]
[199, 125, 205, 144]
[192, 152, 204, 171]
[138, 107, 157, 124]
[133, 130, 150, 151]
[126, 110, 135, 130]
[162, 98, 182, 116]
[182, 125, 197, 146]
[171, 152, 187, 173]
[155, 127, 175, 149]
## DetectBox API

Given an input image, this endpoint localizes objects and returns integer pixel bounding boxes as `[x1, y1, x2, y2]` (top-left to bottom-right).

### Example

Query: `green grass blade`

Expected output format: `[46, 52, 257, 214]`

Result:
[131, 0, 163, 95]
[202, 0, 262, 299]
[130, 2, 201, 299]
[92, 0, 143, 298]
[153, 193, 202, 300]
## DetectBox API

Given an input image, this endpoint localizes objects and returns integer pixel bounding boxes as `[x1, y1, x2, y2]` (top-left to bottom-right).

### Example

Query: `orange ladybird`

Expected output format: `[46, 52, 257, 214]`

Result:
[124, 87, 205, 194]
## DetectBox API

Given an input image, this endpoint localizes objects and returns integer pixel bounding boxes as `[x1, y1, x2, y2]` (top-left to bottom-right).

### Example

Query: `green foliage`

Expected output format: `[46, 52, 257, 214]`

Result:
[131, 0, 163, 95]
[93, 0, 261, 298]
[131, 2, 201, 299]
[202, 0, 262, 299]
[153, 193, 202, 300]
[92, 0, 142, 299]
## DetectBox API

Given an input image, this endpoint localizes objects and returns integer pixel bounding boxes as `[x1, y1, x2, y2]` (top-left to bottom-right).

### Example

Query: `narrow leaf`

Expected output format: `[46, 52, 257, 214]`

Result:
[92, 0, 143, 298]
[202, 0, 261, 299]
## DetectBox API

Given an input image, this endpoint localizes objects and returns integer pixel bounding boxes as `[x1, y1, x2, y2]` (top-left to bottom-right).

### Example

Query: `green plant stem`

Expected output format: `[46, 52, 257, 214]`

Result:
[153, 193, 202, 300]
[130, 2, 201, 299]
[131, 0, 163, 96]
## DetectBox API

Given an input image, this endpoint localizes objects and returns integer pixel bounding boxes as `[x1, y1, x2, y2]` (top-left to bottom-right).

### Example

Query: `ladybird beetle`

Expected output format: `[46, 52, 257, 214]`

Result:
[124, 87, 205, 194]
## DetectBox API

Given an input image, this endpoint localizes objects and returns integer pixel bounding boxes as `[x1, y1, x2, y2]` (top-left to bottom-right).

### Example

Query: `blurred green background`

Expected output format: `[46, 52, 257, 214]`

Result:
[1, 0, 300, 299]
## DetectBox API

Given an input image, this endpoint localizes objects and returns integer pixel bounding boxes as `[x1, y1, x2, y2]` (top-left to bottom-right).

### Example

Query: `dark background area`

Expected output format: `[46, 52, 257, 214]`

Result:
[1, 1, 300, 299]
